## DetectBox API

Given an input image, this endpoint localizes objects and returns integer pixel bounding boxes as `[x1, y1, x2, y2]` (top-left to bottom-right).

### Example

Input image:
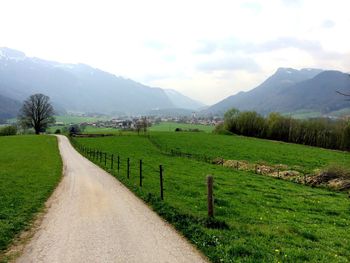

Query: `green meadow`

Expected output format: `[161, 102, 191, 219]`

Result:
[149, 121, 214, 133]
[74, 133, 350, 262]
[150, 132, 350, 173]
[0, 136, 62, 256]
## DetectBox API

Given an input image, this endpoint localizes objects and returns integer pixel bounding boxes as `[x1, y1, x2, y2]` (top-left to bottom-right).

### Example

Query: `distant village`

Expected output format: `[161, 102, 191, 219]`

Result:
[55, 114, 223, 130]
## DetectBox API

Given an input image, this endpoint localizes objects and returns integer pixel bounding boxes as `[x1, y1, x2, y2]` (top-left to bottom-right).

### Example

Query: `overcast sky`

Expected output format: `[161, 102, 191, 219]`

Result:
[1, 0, 349, 105]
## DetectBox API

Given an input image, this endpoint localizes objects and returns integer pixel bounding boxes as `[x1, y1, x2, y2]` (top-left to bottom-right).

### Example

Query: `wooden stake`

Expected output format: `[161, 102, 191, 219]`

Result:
[207, 175, 214, 217]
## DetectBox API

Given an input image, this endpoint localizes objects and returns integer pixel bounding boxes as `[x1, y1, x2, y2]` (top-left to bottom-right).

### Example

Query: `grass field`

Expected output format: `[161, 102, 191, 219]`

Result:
[74, 133, 350, 262]
[47, 125, 119, 134]
[54, 115, 109, 124]
[0, 135, 62, 256]
[150, 132, 350, 173]
[149, 122, 214, 133]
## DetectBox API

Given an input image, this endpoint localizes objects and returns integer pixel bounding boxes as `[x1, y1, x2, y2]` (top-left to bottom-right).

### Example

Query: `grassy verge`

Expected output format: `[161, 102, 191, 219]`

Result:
[0, 135, 62, 256]
[73, 133, 350, 262]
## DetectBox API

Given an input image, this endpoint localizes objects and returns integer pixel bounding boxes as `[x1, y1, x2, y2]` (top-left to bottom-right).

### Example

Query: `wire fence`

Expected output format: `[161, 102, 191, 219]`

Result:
[70, 137, 165, 200]
[147, 135, 215, 164]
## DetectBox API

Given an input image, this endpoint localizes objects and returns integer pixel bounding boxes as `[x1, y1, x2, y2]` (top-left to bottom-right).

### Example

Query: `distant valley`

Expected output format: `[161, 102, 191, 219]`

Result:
[1, 47, 350, 121]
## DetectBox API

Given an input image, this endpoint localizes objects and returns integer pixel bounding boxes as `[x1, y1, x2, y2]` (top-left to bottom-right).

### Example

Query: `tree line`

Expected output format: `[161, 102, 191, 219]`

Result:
[217, 108, 350, 151]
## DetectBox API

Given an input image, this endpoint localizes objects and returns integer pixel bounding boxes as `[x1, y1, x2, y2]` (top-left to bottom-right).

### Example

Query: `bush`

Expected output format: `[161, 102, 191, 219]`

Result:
[213, 123, 232, 135]
[68, 125, 82, 136]
[54, 129, 61, 134]
[0, 125, 17, 136]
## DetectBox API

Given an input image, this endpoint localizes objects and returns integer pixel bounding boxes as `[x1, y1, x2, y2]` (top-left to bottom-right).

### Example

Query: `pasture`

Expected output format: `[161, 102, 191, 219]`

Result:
[54, 115, 109, 124]
[0, 136, 62, 256]
[74, 133, 350, 262]
[150, 132, 350, 173]
[149, 121, 214, 133]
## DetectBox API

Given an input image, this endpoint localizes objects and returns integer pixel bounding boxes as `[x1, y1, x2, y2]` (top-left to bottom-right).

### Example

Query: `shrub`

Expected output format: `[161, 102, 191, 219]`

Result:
[68, 125, 82, 136]
[0, 125, 17, 136]
[54, 129, 61, 134]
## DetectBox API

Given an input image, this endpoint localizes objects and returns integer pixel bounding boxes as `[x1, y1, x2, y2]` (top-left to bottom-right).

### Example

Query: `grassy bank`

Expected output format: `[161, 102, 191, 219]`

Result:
[74, 133, 350, 262]
[0, 135, 62, 255]
[150, 132, 350, 173]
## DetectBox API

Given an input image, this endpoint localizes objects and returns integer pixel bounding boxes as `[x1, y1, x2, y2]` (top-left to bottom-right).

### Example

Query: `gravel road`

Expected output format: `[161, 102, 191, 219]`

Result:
[17, 135, 207, 263]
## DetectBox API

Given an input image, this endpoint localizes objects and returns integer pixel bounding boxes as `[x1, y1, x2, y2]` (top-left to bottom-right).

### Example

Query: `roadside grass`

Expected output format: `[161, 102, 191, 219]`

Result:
[149, 122, 214, 133]
[150, 132, 350, 173]
[75, 134, 350, 262]
[0, 135, 62, 256]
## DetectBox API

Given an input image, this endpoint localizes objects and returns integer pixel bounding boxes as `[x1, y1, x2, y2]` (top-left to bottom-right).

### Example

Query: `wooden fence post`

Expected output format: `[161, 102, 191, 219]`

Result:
[127, 158, 130, 178]
[139, 159, 143, 187]
[160, 165, 164, 200]
[99, 151, 102, 163]
[207, 175, 214, 217]
[117, 155, 120, 174]
[104, 153, 107, 166]
[111, 154, 114, 169]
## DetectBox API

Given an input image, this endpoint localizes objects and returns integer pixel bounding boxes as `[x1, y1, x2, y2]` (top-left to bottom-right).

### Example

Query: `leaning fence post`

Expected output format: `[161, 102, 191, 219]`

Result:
[104, 153, 107, 166]
[207, 175, 214, 217]
[139, 159, 143, 187]
[127, 158, 130, 179]
[111, 154, 114, 170]
[159, 165, 164, 200]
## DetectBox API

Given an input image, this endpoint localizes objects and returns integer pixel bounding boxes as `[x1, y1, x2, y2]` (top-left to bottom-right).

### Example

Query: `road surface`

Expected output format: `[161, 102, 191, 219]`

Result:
[17, 135, 207, 263]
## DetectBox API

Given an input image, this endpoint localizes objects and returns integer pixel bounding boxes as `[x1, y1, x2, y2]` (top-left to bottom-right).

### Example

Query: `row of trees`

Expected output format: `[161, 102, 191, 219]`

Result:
[220, 108, 350, 151]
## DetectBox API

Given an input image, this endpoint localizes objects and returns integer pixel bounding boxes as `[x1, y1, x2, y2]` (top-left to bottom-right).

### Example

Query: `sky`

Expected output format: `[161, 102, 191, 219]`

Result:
[0, 0, 350, 105]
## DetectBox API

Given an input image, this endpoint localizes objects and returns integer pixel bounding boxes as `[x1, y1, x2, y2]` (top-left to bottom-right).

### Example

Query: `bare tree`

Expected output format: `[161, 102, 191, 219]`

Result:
[18, 94, 55, 134]
[141, 116, 149, 133]
[135, 117, 149, 135]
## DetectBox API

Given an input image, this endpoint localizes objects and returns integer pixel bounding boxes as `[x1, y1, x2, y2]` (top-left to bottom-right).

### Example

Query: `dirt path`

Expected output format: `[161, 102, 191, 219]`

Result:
[17, 135, 207, 263]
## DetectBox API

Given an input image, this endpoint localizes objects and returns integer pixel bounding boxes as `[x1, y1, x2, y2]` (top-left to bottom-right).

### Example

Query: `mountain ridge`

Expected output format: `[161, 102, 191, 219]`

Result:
[0, 47, 203, 117]
[203, 67, 350, 116]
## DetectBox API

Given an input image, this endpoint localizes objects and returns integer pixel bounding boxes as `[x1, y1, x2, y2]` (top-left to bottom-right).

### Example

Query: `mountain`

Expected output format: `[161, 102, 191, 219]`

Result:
[273, 70, 350, 113]
[164, 89, 205, 110]
[0, 47, 203, 117]
[204, 68, 350, 116]
[0, 94, 21, 120]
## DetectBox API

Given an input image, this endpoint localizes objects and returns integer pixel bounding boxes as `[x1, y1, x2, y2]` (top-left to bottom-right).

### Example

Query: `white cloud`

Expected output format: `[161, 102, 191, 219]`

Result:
[0, 0, 349, 104]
